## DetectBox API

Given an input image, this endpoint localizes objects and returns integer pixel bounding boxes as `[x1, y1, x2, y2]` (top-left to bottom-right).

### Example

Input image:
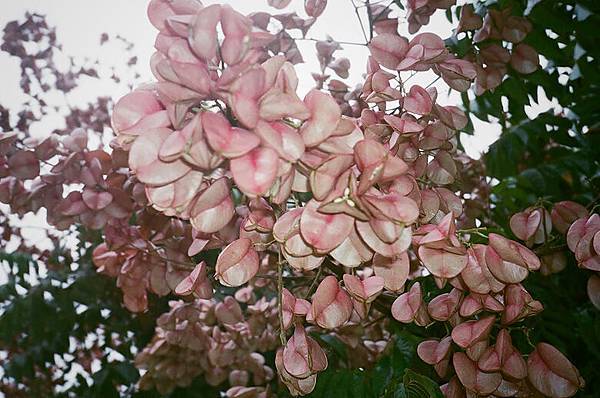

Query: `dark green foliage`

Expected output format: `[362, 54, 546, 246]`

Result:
[307, 330, 442, 398]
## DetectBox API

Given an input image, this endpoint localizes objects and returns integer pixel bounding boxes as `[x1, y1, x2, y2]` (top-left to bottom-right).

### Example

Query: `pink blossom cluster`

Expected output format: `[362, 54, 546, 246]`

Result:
[457, 5, 539, 94]
[0, 0, 586, 396]
[510, 201, 600, 310]
[406, 0, 456, 34]
[135, 297, 279, 396]
[0, 129, 134, 230]
[104, 0, 583, 396]
[92, 218, 207, 312]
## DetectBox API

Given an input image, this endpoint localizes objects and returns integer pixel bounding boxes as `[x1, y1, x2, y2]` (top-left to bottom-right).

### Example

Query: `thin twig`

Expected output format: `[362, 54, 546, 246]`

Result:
[304, 266, 323, 299]
[425, 75, 442, 89]
[366, 0, 374, 42]
[292, 36, 367, 47]
[277, 252, 287, 346]
[350, 0, 370, 44]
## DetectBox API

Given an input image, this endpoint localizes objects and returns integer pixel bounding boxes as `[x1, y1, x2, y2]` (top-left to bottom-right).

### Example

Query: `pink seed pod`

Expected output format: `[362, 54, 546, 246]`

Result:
[215, 238, 259, 287]
[308, 275, 353, 329]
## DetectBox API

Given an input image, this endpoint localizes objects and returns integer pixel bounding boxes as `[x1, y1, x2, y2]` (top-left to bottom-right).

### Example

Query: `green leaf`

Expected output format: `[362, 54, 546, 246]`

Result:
[403, 369, 444, 398]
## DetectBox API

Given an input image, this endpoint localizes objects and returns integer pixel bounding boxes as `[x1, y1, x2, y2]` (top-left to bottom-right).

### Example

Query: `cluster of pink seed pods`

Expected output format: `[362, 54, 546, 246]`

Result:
[0, 0, 588, 396]
[136, 297, 279, 396]
[510, 200, 600, 310]
[457, 4, 539, 94]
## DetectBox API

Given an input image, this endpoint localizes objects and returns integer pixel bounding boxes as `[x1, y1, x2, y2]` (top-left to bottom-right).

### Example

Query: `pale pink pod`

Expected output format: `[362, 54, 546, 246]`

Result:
[453, 352, 502, 395]
[111, 88, 167, 135]
[299, 89, 341, 147]
[245, 197, 275, 233]
[502, 284, 543, 325]
[283, 325, 328, 379]
[283, 251, 325, 272]
[488, 233, 540, 271]
[254, 121, 305, 162]
[460, 293, 504, 318]
[259, 90, 310, 122]
[304, 0, 327, 17]
[362, 192, 420, 225]
[403, 85, 433, 115]
[574, 228, 600, 270]
[309, 275, 353, 329]
[461, 245, 493, 294]
[368, 33, 408, 70]
[282, 288, 311, 330]
[214, 296, 244, 325]
[229, 67, 265, 129]
[420, 189, 441, 223]
[451, 316, 495, 349]
[527, 343, 584, 397]
[329, 227, 373, 267]
[273, 207, 303, 243]
[478, 329, 526, 380]
[230, 147, 279, 197]
[189, 178, 235, 233]
[510, 209, 542, 241]
[174, 261, 212, 299]
[354, 139, 409, 188]
[485, 245, 529, 284]
[343, 274, 384, 304]
[551, 201, 588, 234]
[215, 238, 259, 287]
[158, 128, 190, 163]
[220, 5, 252, 65]
[275, 349, 318, 396]
[391, 282, 422, 323]
[427, 288, 461, 321]
[309, 154, 354, 201]
[147, 0, 201, 32]
[356, 221, 412, 257]
[418, 245, 468, 279]
[202, 112, 260, 158]
[417, 336, 452, 365]
[129, 128, 191, 186]
[372, 252, 410, 292]
[189, 4, 221, 61]
[426, 151, 456, 185]
[146, 169, 204, 216]
[300, 200, 354, 254]
[165, 41, 212, 95]
[404, 33, 446, 66]
[437, 58, 477, 92]
[567, 214, 600, 252]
